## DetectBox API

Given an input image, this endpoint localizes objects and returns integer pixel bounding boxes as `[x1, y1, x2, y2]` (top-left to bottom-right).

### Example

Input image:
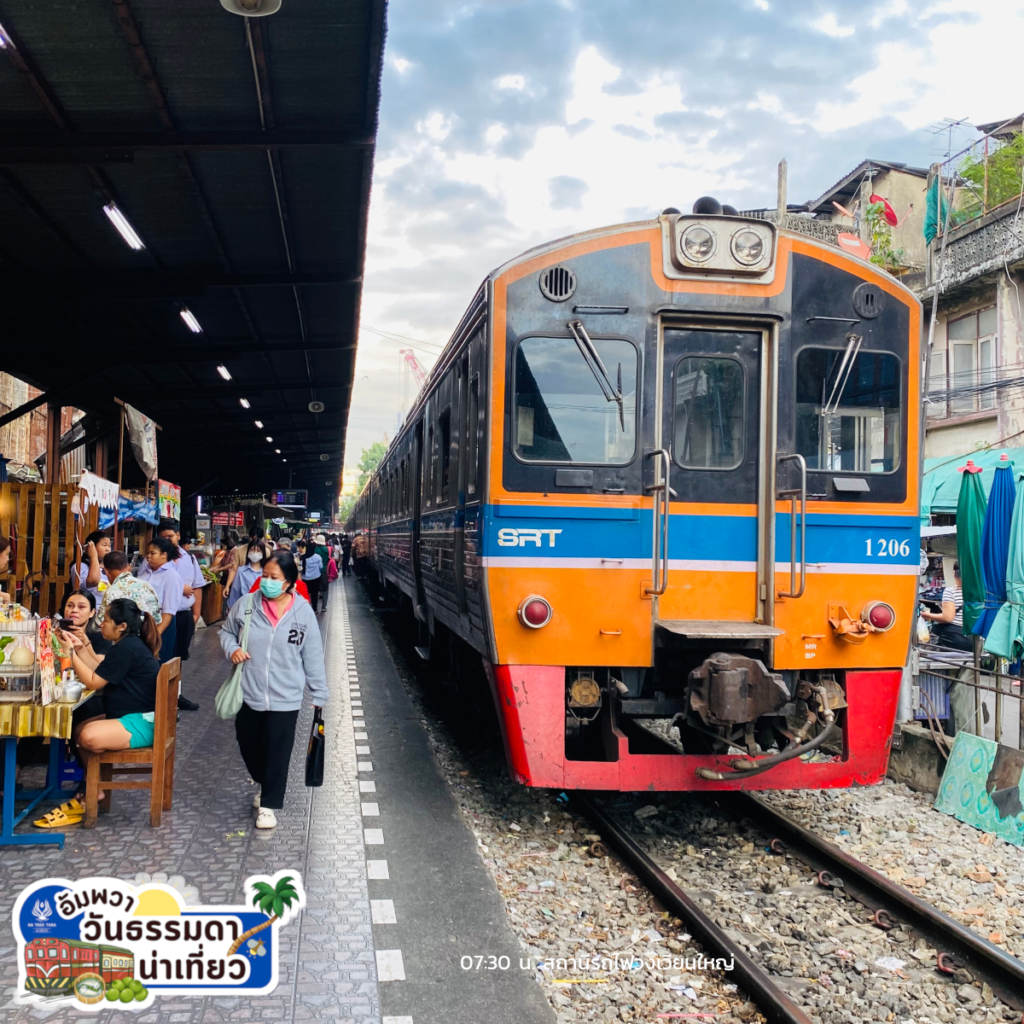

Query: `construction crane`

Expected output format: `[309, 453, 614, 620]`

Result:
[399, 348, 427, 387]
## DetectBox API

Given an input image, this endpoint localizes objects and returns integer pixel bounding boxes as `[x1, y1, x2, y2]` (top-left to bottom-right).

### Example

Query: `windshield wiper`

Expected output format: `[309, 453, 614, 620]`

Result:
[567, 319, 624, 430]
[821, 332, 863, 416]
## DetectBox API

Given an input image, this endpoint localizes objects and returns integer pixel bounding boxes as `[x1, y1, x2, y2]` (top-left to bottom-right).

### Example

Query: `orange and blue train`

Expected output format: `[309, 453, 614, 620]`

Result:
[349, 199, 921, 792]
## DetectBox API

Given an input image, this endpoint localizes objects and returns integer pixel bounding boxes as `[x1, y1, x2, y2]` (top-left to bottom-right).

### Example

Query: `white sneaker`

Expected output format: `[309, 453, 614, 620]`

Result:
[255, 808, 277, 830]
[253, 788, 261, 809]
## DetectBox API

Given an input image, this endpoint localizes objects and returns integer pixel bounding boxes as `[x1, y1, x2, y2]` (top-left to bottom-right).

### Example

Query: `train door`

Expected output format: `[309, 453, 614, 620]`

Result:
[410, 418, 427, 620]
[651, 321, 779, 636]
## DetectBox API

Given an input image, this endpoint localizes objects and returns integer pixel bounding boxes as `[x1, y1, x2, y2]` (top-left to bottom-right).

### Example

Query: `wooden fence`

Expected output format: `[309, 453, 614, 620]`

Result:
[0, 483, 98, 616]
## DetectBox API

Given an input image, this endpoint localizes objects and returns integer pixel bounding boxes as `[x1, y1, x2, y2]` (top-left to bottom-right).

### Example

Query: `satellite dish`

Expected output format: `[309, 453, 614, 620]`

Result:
[836, 233, 872, 261]
[832, 200, 855, 218]
[308, 400, 325, 413]
[220, 0, 282, 15]
[320, 454, 330, 462]
[869, 194, 898, 226]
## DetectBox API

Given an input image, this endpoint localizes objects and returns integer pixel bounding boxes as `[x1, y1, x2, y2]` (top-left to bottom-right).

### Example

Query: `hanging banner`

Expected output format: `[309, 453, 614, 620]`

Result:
[124, 404, 158, 482]
[98, 496, 159, 531]
[12, 872, 305, 1009]
[77, 471, 119, 511]
[158, 480, 181, 521]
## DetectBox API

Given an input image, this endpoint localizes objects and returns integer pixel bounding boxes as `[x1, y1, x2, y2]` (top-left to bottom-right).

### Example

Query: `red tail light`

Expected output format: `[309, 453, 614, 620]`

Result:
[518, 595, 552, 629]
[862, 600, 895, 631]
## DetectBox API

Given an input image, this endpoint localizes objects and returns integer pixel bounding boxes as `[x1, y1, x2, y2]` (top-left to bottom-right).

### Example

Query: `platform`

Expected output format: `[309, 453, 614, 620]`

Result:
[0, 580, 552, 1024]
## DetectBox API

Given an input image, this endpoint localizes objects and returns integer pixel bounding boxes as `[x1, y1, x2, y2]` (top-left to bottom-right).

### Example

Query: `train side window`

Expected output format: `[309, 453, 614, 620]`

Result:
[513, 335, 637, 464]
[673, 356, 744, 470]
[795, 347, 901, 473]
[26, 950, 32, 959]
[401, 459, 408, 512]
[467, 376, 480, 495]
[425, 426, 434, 508]
[439, 407, 452, 502]
[62, 949, 68, 958]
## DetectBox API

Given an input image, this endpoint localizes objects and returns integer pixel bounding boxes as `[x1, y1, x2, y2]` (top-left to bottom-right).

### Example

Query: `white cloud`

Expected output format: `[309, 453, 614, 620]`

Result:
[812, 12, 855, 37]
[485, 124, 508, 144]
[392, 56, 411, 73]
[754, 0, 769, 9]
[496, 74, 525, 90]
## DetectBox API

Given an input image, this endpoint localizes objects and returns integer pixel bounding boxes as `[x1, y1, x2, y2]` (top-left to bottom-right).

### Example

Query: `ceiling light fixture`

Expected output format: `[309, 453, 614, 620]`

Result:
[0, 22, 11, 48]
[216, 365, 232, 381]
[179, 308, 202, 333]
[266, 436, 273, 443]
[102, 203, 145, 250]
[239, 398, 250, 409]
[275, 449, 281, 454]
[220, 0, 283, 16]
[282, 458, 287, 463]
[255, 420, 264, 429]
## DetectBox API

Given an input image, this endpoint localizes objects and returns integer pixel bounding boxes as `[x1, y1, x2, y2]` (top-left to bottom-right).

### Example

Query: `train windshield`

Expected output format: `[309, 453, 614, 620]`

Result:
[795, 347, 901, 473]
[513, 335, 637, 464]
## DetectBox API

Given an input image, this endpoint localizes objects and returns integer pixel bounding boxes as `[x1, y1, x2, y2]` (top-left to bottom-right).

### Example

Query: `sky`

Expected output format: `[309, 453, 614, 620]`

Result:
[342, 0, 1024, 489]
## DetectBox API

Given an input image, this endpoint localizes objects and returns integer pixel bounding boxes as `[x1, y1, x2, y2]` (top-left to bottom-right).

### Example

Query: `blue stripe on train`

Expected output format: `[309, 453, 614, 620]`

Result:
[481, 505, 920, 565]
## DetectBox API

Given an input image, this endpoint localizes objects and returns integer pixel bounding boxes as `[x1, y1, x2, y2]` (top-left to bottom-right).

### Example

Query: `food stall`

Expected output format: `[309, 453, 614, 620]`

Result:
[0, 604, 92, 848]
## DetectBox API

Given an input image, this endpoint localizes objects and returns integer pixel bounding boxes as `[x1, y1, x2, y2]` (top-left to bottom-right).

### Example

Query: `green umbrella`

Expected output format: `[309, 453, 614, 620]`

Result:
[957, 466, 987, 635]
[984, 472, 1024, 661]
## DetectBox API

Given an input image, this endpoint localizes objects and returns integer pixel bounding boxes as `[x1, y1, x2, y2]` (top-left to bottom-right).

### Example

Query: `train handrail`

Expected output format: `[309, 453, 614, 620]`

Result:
[777, 453, 806, 599]
[645, 448, 671, 596]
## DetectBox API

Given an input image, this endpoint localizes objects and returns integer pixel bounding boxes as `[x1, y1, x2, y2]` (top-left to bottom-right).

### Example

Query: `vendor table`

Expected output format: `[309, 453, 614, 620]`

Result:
[0, 695, 95, 849]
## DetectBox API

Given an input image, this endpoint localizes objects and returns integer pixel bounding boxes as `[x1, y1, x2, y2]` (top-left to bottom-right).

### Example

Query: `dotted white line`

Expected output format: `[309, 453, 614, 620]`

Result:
[367, 859, 390, 880]
[364, 828, 384, 844]
[371, 899, 397, 924]
[358, 761, 373, 772]
[376, 950, 406, 982]
[359, 780, 377, 793]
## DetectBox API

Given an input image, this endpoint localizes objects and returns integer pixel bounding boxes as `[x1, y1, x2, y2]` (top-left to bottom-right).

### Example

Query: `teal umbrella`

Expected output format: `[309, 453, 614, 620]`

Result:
[985, 473, 1024, 662]
[957, 466, 987, 635]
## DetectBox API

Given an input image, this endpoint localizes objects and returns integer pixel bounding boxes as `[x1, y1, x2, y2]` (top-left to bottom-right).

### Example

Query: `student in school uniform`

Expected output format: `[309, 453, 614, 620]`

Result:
[136, 536, 183, 664]
[72, 530, 112, 602]
[157, 524, 206, 711]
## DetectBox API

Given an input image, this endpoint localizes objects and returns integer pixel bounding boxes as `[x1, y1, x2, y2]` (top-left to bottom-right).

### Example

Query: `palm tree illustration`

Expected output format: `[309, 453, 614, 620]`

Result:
[226, 877, 299, 955]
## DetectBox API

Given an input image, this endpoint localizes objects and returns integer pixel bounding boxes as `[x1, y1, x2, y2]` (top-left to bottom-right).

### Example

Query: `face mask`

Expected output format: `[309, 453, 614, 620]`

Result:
[260, 578, 285, 599]
[248, 550, 263, 563]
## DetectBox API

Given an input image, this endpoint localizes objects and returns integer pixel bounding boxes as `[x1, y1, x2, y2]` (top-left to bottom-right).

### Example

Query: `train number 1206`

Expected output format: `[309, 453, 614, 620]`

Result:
[866, 538, 911, 557]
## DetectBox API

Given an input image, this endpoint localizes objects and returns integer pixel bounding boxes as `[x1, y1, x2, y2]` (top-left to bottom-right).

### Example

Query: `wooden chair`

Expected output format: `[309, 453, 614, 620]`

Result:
[82, 657, 181, 828]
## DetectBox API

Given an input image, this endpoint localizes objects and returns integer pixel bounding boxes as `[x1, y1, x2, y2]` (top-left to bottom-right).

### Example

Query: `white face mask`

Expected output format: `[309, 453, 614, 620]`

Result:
[248, 550, 263, 564]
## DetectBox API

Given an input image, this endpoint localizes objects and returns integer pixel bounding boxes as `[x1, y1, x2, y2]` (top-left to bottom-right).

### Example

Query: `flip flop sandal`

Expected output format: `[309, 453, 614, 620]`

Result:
[33, 807, 83, 829]
[57, 798, 84, 816]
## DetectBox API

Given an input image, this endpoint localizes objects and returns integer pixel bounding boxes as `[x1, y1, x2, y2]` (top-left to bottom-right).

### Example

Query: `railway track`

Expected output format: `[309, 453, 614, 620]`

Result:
[577, 792, 1024, 1024]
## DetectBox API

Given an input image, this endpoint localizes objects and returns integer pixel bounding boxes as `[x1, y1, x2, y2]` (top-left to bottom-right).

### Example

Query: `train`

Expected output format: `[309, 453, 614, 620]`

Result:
[348, 197, 921, 792]
[24, 937, 134, 995]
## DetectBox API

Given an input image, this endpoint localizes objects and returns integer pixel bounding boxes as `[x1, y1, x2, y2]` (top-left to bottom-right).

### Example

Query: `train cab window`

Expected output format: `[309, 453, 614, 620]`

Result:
[439, 407, 452, 502]
[48, 949, 57, 958]
[513, 335, 637, 464]
[672, 356, 744, 470]
[62, 949, 68, 958]
[26, 950, 32, 959]
[796, 347, 901, 473]
[467, 376, 479, 495]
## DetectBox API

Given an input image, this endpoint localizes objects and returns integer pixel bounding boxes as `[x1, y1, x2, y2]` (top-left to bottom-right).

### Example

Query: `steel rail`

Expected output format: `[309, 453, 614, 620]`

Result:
[575, 795, 814, 1024]
[734, 792, 1024, 1010]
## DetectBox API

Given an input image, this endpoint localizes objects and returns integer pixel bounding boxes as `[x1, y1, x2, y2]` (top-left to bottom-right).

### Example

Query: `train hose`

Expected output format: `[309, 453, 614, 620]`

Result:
[695, 685, 837, 782]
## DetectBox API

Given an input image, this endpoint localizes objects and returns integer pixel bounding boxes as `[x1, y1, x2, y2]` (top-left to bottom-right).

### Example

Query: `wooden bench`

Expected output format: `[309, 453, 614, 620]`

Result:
[82, 656, 180, 828]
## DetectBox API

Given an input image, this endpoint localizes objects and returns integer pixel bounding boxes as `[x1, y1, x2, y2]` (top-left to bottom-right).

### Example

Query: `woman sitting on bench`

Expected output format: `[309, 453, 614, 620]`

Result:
[34, 599, 161, 829]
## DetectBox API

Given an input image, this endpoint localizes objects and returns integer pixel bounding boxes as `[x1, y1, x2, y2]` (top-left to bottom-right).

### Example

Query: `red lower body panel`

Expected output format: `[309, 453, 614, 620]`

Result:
[487, 665, 901, 791]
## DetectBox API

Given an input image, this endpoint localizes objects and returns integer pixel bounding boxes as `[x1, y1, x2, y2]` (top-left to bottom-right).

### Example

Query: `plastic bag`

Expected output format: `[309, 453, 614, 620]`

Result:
[305, 706, 325, 787]
[916, 615, 930, 645]
[214, 594, 254, 720]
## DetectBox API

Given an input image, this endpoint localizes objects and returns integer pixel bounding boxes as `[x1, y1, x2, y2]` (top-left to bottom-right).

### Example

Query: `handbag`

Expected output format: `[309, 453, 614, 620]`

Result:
[214, 593, 255, 720]
[305, 706, 325, 787]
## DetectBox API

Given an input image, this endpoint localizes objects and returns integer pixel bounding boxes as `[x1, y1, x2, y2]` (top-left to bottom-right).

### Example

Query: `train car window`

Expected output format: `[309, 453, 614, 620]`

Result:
[439, 407, 452, 502]
[513, 335, 637, 464]
[48, 949, 57, 958]
[796, 347, 901, 473]
[426, 426, 434, 507]
[468, 376, 480, 495]
[672, 356, 745, 470]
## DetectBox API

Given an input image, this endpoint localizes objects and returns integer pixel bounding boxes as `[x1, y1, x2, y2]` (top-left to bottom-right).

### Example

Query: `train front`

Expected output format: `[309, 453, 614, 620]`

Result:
[483, 207, 921, 791]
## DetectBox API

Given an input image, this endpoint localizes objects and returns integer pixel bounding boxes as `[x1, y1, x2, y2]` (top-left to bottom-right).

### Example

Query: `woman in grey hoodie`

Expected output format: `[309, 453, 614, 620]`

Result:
[219, 550, 328, 829]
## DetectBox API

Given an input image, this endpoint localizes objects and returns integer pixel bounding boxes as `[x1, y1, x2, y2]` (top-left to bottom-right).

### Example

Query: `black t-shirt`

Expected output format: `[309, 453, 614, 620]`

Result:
[88, 628, 113, 657]
[96, 635, 159, 720]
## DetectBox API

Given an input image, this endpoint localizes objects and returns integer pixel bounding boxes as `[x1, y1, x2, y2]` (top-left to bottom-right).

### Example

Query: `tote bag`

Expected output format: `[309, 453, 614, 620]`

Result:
[305, 706, 325, 787]
[214, 593, 255, 720]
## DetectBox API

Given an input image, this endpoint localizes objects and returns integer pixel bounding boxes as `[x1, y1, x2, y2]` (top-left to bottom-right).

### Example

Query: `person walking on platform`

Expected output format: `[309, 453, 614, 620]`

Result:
[157, 524, 206, 711]
[351, 530, 369, 579]
[226, 539, 267, 610]
[340, 533, 352, 577]
[296, 540, 324, 613]
[314, 533, 331, 611]
[220, 551, 327, 830]
[137, 537, 182, 664]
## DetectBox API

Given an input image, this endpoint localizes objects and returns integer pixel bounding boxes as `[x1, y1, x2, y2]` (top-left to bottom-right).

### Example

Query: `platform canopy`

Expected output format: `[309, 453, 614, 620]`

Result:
[0, 0, 385, 512]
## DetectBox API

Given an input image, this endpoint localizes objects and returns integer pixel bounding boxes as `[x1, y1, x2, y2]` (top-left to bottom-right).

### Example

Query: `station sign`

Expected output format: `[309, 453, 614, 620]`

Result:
[211, 512, 245, 527]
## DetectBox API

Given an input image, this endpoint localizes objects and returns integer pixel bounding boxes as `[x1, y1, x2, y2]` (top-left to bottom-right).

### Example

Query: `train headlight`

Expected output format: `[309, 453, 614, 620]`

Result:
[862, 600, 896, 632]
[680, 225, 716, 263]
[730, 228, 765, 266]
[518, 595, 553, 629]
